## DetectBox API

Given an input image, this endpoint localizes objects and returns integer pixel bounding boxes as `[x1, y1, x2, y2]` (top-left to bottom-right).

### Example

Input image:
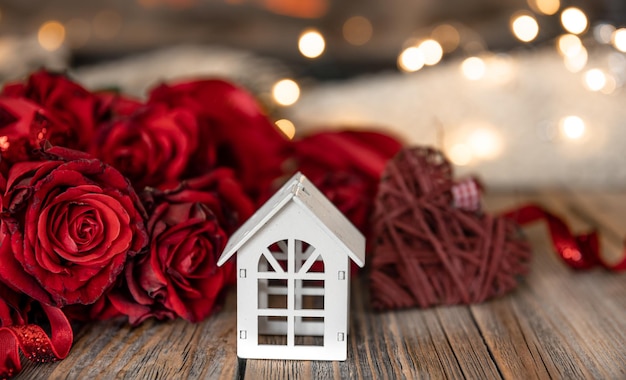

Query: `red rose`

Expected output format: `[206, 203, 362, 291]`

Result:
[94, 103, 199, 189]
[1, 70, 99, 160]
[149, 79, 291, 202]
[151, 168, 255, 233]
[107, 168, 252, 324]
[117, 201, 229, 324]
[94, 92, 143, 122]
[0, 146, 148, 307]
[293, 130, 403, 234]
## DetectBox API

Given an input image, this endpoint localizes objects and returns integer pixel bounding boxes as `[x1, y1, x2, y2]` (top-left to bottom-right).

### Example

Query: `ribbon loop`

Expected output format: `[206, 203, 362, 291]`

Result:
[0, 304, 72, 378]
[502, 203, 626, 271]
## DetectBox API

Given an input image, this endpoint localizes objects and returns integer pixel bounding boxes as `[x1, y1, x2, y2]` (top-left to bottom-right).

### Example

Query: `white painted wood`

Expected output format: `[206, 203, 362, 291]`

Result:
[220, 173, 364, 361]
[218, 172, 365, 267]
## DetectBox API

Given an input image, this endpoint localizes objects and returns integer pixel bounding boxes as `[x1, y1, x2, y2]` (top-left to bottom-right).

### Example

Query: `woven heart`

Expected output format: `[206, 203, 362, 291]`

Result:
[369, 147, 531, 309]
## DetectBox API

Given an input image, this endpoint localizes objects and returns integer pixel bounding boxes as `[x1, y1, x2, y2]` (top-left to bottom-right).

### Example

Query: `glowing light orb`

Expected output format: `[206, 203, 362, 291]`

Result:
[561, 7, 588, 35]
[272, 79, 300, 106]
[298, 29, 325, 58]
[560, 116, 585, 139]
[612, 28, 626, 52]
[398, 47, 425, 72]
[511, 14, 539, 42]
[38, 21, 65, 51]
[461, 57, 486, 80]
[583, 69, 607, 92]
[448, 144, 473, 166]
[419, 39, 443, 66]
[527, 0, 560, 15]
[563, 46, 587, 72]
[275, 119, 296, 139]
[467, 128, 502, 159]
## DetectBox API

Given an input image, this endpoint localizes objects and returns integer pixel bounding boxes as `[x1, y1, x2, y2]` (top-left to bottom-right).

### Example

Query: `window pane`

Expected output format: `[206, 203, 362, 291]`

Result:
[259, 279, 288, 309]
[258, 316, 287, 345]
[295, 280, 324, 310]
[295, 316, 324, 345]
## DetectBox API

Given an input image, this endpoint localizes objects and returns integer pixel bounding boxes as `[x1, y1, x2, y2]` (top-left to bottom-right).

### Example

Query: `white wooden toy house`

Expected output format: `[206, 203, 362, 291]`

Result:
[217, 172, 365, 361]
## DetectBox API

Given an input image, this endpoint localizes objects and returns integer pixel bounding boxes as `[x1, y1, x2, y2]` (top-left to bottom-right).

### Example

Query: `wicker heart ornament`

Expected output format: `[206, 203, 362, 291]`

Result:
[369, 147, 531, 309]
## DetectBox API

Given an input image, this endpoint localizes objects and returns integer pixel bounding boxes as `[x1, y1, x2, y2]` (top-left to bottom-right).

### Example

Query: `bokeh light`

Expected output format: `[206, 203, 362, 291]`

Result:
[583, 69, 607, 92]
[298, 29, 325, 58]
[65, 18, 91, 48]
[560, 7, 588, 35]
[527, 0, 560, 15]
[398, 47, 425, 72]
[612, 28, 626, 53]
[431, 24, 460, 53]
[601, 74, 617, 95]
[559, 116, 585, 139]
[511, 14, 539, 42]
[93, 10, 122, 40]
[448, 143, 473, 166]
[275, 119, 296, 139]
[594, 23, 615, 44]
[467, 128, 502, 159]
[272, 79, 300, 106]
[461, 57, 486, 80]
[38, 21, 66, 51]
[557, 34, 582, 57]
[342, 16, 373, 46]
[419, 39, 443, 66]
[563, 46, 587, 72]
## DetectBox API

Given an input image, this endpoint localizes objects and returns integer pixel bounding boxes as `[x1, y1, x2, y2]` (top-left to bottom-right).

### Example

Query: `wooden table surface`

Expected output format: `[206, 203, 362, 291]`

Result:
[17, 191, 626, 379]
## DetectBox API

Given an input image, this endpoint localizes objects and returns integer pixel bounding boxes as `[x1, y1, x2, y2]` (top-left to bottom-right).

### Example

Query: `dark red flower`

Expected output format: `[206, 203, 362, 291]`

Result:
[149, 79, 291, 202]
[0, 146, 148, 307]
[293, 130, 403, 235]
[1, 70, 99, 158]
[107, 168, 252, 324]
[94, 103, 199, 189]
[115, 201, 230, 324]
[93, 91, 143, 123]
[151, 167, 255, 234]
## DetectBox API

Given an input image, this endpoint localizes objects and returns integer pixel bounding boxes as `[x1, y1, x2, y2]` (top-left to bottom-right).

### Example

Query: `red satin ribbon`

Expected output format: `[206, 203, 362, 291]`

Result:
[502, 204, 626, 271]
[0, 304, 72, 378]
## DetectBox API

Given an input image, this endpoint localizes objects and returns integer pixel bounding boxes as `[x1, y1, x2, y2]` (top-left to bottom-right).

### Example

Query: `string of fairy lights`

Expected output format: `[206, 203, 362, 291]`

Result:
[14, 0, 626, 163]
[267, 0, 626, 167]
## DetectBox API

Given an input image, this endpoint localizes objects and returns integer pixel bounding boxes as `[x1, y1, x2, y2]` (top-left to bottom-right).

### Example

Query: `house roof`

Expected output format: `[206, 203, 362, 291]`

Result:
[217, 172, 365, 267]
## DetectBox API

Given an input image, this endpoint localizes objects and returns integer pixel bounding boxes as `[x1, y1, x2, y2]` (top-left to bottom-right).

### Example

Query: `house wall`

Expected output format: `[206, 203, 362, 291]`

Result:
[236, 201, 350, 360]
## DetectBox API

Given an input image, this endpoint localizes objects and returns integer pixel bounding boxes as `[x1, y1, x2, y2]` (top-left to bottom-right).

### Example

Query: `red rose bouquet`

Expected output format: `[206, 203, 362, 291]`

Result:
[0, 70, 401, 377]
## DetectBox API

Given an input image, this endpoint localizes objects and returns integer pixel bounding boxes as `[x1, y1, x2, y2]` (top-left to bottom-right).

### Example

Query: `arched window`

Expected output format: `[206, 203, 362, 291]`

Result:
[257, 239, 325, 346]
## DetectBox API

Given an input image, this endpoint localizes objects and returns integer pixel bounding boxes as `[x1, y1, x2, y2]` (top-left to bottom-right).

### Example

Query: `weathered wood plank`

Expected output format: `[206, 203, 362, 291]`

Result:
[18, 290, 239, 379]
[434, 307, 501, 379]
[244, 276, 491, 380]
[478, 191, 626, 380]
[471, 297, 552, 380]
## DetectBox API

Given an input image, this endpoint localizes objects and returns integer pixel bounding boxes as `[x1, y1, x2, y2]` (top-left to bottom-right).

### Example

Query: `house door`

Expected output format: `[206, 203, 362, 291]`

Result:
[257, 239, 325, 347]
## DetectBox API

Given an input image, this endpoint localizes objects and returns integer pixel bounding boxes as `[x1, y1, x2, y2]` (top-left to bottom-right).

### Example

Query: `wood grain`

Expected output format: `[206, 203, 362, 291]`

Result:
[14, 191, 626, 379]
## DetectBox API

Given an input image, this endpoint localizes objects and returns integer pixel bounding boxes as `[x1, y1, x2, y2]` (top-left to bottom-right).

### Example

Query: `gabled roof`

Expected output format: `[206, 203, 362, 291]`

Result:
[217, 172, 365, 267]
